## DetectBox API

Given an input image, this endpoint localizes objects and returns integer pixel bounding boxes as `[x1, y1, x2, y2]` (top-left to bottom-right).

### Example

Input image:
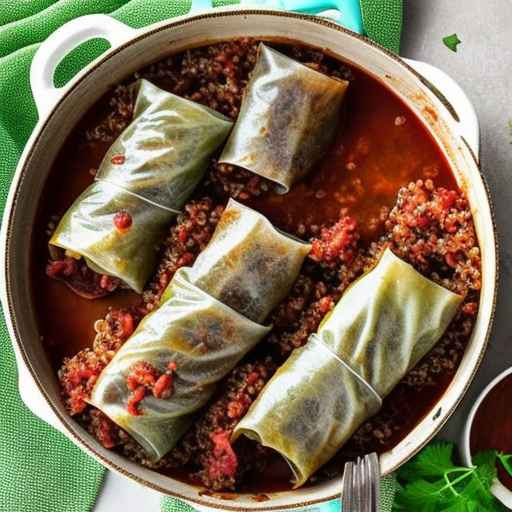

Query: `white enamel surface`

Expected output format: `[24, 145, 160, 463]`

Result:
[460, 367, 512, 508]
[30, 14, 138, 118]
[405, 58, 479, 158]
[0, 9, 496, 511]
[95, 472, 162, 511]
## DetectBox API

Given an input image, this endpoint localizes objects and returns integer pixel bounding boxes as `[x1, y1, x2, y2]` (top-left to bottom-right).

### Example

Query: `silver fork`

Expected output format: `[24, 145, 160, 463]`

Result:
[341, 453, 380, 511]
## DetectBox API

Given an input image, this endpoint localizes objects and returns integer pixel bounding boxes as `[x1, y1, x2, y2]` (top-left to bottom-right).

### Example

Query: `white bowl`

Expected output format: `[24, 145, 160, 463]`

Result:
[461, 367, 512, 509]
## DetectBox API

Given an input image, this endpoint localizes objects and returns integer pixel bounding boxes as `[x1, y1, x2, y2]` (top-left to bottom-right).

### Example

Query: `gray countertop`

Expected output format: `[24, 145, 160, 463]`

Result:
[402, 0, 512, 443]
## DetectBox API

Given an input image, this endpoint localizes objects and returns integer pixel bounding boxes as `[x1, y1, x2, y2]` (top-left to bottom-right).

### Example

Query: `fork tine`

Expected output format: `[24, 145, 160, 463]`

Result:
[368, 453, 380, 512]
[360, 455, 369, 512]
[342, 462, 354, 511]
[353, 459, 360, 511]
[356, 457, 363, 511]
[353, 458, 358, 511]
[363, 455, 372, 512]
[342, 454, 379, 512]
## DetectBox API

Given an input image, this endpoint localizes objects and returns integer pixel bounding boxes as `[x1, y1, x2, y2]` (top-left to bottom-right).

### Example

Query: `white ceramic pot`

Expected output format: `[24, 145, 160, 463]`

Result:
[460, 367, 512, 509]
[0, 8, 497, 510]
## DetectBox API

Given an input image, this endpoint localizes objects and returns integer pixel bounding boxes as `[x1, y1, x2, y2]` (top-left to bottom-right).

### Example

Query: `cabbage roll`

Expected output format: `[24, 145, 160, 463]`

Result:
[50, 79, 233, 293]
[234, 248, 462, 487]
[219, 44, 349, 193]
[164, 198, 311, 323]
[91, 200, 311, 460]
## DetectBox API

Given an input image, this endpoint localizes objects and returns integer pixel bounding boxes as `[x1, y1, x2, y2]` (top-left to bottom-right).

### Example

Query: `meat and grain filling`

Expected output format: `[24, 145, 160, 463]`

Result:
[48, 39, 481, 492]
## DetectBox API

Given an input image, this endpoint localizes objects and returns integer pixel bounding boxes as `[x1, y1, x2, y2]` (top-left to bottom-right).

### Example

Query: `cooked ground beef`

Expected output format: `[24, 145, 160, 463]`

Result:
[46, 256, 123, 299]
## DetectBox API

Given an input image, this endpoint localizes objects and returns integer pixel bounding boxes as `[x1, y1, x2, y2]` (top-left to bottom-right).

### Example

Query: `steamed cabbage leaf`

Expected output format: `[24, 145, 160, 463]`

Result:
[91, 200, 311, 460]
[50, 79, 232, 292]
[234, 248, 462, 486]
[219, 44, 348, 193]
[163, 199, 311, 323]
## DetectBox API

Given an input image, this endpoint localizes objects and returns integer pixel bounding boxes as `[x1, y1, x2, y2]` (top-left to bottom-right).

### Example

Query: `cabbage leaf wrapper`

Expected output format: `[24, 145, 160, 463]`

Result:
[91, 200, 311, 460]
[161, 198, 312, 323]
[219, 44, 348, 193]
[234, 248, 462, 487]
[50, 79, 233, 292]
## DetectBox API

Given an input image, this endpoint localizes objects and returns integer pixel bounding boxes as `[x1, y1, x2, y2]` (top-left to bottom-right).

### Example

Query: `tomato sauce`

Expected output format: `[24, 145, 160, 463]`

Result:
[31, 41, 464, 492]
[470, 374, 512, 490]
[249, 69, 456, 241]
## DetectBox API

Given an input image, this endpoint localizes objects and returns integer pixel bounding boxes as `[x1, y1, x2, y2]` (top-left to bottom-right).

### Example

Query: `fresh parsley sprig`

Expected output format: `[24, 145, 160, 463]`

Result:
[393, 442, 512, 511]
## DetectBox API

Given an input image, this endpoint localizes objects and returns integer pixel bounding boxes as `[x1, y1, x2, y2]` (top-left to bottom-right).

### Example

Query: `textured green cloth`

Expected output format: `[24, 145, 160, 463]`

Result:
[360, 0, 402, 53]
[0, 1, 402, 511]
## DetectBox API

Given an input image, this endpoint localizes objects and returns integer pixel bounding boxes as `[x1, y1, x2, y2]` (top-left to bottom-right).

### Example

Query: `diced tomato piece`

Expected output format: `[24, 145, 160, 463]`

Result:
[318, 296, 334, 314]
[438, 189, 458, 210]
[46, 258, 78, 278]
[208, 431, 238, 480]
[111, 154, 126, 165]
[127, 386, 146, 416]
[246, 372, 259, 386]
[113, 210, 132, 231]
[153, 374, 173, 399]
[178, 226, 188, 243]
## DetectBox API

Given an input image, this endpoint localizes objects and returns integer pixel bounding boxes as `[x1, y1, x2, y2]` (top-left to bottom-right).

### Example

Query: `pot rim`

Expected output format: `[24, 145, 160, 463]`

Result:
[1, 8, 499, 510]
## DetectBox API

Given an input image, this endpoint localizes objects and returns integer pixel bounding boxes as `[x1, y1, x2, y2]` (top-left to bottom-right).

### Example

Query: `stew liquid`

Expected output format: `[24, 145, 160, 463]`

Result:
[31, 40, 467, 493]
[470, 374, 512, 490]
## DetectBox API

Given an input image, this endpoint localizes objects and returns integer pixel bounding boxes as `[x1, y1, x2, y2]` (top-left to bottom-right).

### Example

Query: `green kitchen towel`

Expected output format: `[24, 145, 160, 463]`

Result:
[0, 1, 402, 511]
[360, 0, 402, 53]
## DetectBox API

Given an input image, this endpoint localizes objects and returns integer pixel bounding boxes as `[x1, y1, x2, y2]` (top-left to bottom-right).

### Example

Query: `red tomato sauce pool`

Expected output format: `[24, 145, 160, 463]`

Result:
[470, 373, 512, 490]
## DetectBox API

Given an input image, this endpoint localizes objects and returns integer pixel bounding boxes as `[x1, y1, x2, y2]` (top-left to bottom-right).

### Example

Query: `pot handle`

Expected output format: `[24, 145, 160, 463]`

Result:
[405, 58, 480, 160]
[30, 14, 137, 119]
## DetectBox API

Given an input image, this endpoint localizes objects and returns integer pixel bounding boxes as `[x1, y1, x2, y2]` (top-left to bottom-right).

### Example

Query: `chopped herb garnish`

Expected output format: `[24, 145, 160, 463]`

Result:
[394, 441, 511, 511]
[443, 33, 462, 52]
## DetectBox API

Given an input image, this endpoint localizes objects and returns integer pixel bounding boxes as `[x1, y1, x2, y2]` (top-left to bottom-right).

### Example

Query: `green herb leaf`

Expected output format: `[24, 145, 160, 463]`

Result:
[498, 452, 512, 477]
[393, 442, 510, 512]
[473, 450, 497, 470]
[443, 33, 462, 52]
[393, 478, 447, 510]
[441, 501, 473, 512]
[475, 453, 498, 485]
[398, 442, 454, 481]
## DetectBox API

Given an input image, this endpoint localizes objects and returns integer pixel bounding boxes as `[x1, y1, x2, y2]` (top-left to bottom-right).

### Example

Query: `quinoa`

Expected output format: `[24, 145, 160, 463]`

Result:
[85, 39, 354, 203]
[143, 197, 224, 310]
[59, 308, 141, 415]
[169, 359, 277, 490]
[374, 178, 481, 295]
[58, 179, 480, 490]
[180, 181, 482, 489]
[85, 84, 136, 143]
[51, 38, 481, 493]
[157, 215, 364, 489]
[58, 207, 356, 486]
